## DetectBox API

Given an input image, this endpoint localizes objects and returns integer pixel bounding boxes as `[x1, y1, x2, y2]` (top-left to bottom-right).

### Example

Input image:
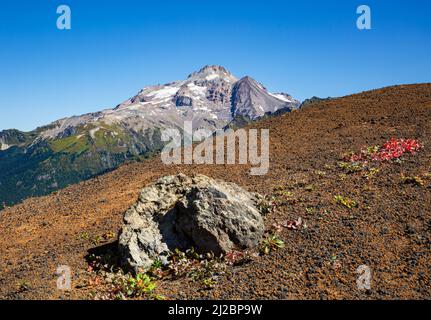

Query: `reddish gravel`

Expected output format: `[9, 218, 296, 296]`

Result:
[0, 83, 430, 300]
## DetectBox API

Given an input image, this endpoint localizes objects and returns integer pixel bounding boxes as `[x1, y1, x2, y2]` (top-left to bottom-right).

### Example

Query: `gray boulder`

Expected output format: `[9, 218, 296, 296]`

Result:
[118, 174, 264, 271]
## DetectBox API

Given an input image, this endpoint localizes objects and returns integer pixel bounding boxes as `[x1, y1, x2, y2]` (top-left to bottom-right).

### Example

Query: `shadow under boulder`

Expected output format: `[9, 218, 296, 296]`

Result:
[118, 174, 265, 272]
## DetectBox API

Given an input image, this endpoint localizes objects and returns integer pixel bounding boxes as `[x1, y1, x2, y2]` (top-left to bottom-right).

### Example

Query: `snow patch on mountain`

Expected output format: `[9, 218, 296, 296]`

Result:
[0, 142, 10, 151]
[269, 93, 293, 103]
[147, 86, 180, 99]
[89, 127, 100, 139]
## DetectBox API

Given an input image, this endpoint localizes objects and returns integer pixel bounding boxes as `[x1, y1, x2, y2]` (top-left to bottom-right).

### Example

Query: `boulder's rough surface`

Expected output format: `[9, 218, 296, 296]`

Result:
[118, 174, 264, 271]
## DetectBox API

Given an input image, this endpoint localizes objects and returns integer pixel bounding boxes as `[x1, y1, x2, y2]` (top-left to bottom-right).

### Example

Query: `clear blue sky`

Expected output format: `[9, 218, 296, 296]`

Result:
[0, 0, 430, 131]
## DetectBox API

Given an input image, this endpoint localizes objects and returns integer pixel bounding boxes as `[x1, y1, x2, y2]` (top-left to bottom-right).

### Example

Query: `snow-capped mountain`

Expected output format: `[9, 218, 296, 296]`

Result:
[36, 65, 299, 142]
[0, 65, 299, 208]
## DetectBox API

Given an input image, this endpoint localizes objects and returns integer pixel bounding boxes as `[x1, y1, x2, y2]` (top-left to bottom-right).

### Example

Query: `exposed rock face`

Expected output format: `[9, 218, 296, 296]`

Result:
[231, 76, 300, 119]
[118, 174, 265, 271]
[175, 95, 193, 107]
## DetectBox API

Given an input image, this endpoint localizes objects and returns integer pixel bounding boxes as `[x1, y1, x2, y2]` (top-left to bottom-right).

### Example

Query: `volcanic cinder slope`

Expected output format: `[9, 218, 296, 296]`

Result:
[0, 84, 430, 300]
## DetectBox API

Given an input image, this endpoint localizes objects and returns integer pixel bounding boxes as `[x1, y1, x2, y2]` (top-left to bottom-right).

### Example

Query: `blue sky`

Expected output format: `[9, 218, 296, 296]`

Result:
[0, 0, 430, 131]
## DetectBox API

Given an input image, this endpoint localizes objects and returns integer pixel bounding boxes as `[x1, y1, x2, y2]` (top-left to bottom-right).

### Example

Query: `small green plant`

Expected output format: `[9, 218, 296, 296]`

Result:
[365, 167, 380, 179]
[91, 235, 102, 245]
[338, 161, 362, 173]
[274, 189, 294, 197]
[152, 293, 167, 300]
[334, 195, 358, 209]
[257, 198, 274, 215]
[17, 280, 30, 292]
[77, 231, 90, 241]
[338, 173, 347, 181]
[147, 258, 166, 279]
[304, 184, 315, 192]
[305, 207, 314, 215]
[202, 278, 215, 289]
[260, 234, 285, 255]
[103, 231, 116, 240]
[151, 259, 163, 270]
[366, 145, 380, 155]
[124, 273, 156, 298]
[315, 170, 327, 177]
[79, 231, 116, 246]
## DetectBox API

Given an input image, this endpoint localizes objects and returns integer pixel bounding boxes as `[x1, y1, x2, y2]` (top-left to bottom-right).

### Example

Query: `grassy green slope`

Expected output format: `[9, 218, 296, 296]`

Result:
[0, 123, 164, 209]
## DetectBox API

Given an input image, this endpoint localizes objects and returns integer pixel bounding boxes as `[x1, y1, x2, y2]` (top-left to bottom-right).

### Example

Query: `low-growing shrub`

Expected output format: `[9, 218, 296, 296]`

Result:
[334, 195, 358, 209]
[260, 234, 285, 255]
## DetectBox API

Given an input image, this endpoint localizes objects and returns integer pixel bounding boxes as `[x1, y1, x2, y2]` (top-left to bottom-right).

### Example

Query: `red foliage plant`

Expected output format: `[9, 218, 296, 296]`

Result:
[345, 138, 423, 163]
[373, 138, 423, 161]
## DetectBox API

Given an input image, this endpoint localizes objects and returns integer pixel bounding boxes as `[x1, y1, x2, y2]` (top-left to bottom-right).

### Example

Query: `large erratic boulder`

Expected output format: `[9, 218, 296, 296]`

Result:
[118, 174, 264, 271]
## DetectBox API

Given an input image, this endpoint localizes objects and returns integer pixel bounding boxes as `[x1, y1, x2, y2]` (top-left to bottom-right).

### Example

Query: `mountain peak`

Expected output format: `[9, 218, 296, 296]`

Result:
[238, 75, 257, 84]
[187, 65, 233, 79]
